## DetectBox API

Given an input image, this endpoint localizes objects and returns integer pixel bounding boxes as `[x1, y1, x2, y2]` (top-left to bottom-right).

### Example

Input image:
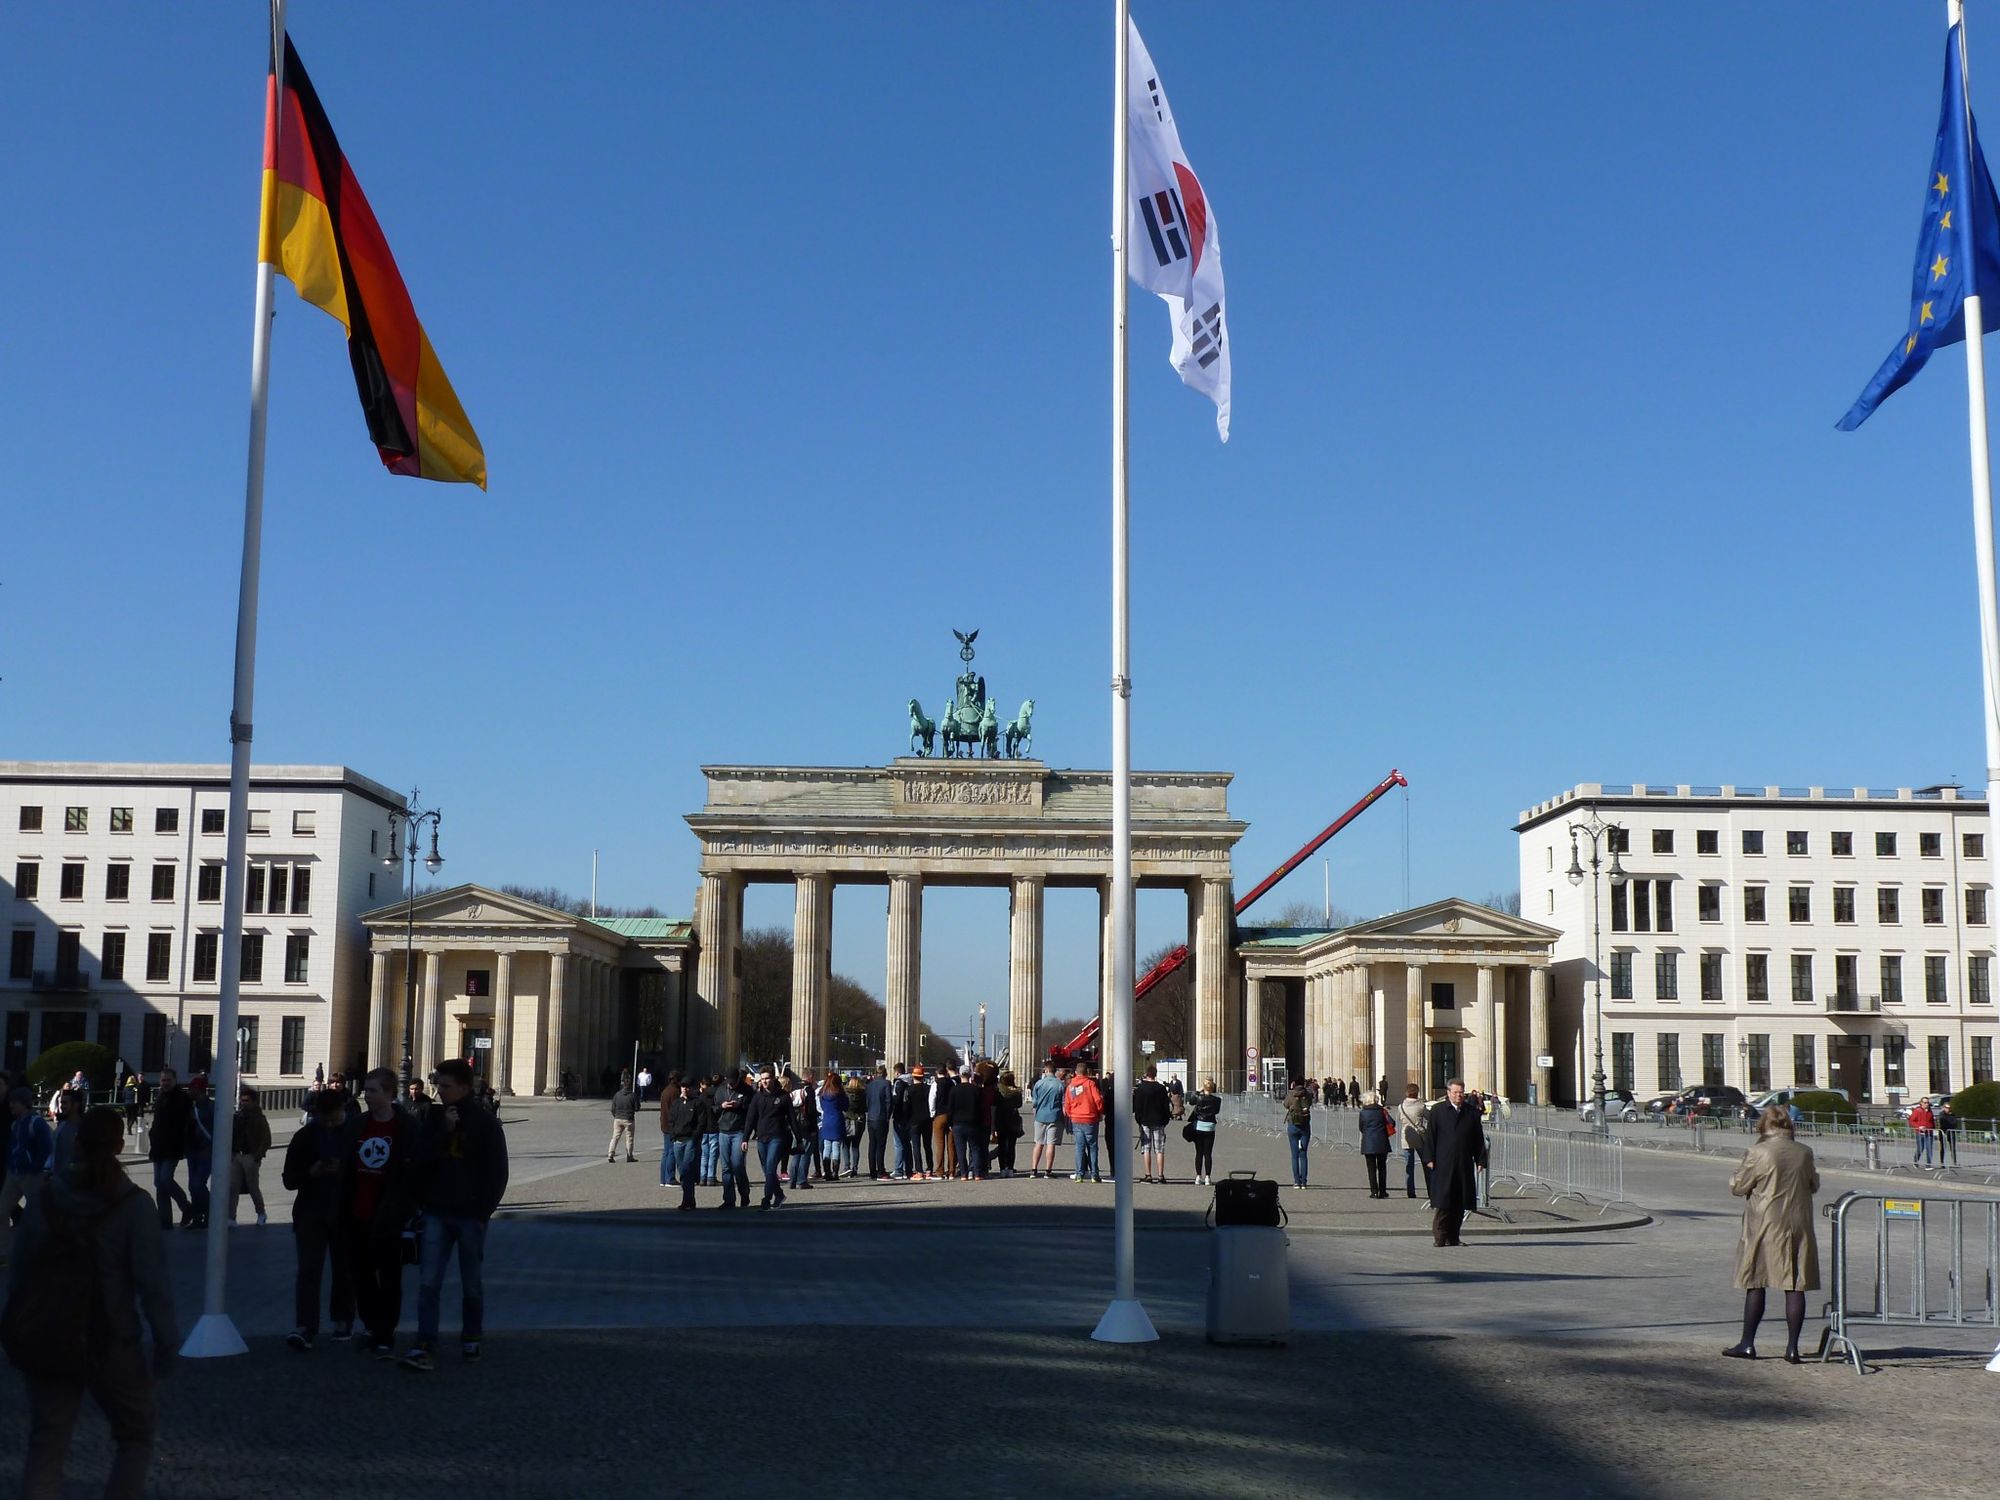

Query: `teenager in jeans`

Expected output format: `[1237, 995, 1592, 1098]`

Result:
[1063, 1063, 1106, 1183]
[743, 1070, 793, 1210]
[281, 1088, 353, 1349]
[400, 1060, 509, 1371]
[345, 1068, 414, 1360]
[1283, 1081, 1313, 1189]
[711, 1071, 750, 1207]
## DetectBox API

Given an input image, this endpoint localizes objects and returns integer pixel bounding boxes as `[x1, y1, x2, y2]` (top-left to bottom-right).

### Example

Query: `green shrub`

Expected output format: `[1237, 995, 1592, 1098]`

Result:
[1787, 1089, 1855, 1118]
[26, 1040, 114, 1092]
[1949, 1080, 2000, 1125]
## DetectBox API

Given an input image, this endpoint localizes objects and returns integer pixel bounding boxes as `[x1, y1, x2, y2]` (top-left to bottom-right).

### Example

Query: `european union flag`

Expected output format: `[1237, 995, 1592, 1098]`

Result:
[1839, 23, 2000, 430]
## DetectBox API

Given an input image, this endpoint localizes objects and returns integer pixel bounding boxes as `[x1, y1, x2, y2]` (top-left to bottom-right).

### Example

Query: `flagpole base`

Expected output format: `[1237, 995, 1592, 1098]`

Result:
[180, 1313, 249, 1359]
[1091, 1297, 1160, 1344]
[1986, 1341, 2000, 1373]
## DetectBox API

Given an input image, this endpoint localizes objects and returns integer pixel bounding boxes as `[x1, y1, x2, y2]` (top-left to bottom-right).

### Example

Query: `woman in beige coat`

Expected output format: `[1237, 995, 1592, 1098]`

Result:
[1723, 1105, 1820, 1362]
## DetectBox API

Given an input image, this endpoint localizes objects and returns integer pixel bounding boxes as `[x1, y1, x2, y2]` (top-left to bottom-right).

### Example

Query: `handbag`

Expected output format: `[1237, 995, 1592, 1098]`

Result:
[1181, 1121, 1198, 1143]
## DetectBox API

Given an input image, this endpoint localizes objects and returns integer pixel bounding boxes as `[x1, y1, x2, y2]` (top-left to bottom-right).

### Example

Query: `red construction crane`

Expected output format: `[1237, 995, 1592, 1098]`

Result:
[1049, 768, 1408, 1067]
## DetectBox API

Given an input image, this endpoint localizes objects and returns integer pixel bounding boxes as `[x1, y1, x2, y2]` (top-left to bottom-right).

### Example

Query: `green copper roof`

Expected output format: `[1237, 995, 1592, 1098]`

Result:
[588, 917, 692, 941]
[1235, 925, 1344, 950]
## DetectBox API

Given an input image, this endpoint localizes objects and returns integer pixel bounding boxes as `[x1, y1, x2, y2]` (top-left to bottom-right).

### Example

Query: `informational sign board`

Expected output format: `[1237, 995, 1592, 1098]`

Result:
[1536, 1054, 1555, 1069]
[1883, 1199, 1921, 1219]
[471, 1037, 494, 1050]
[1140, 1039, 1156, 1055]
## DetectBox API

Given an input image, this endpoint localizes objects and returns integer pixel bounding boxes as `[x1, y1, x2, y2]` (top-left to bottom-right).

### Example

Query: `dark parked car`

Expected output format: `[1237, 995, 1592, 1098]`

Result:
[1665, 1085, 1752, 1120]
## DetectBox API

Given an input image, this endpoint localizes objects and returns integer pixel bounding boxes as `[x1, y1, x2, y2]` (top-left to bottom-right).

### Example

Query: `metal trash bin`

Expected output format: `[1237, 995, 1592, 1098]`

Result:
[1207, 1225, 1289, 1345]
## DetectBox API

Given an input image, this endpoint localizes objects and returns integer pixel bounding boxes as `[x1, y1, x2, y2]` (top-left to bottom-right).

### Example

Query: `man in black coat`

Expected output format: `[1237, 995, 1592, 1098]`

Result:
[1423, 1078, 1486, 1247]
[147, 1067, 197, 1229]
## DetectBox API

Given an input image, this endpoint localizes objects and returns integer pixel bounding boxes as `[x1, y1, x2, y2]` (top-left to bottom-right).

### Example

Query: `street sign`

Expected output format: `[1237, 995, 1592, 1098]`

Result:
[1246, 1046, 1260, 1060]
[471, 1037, 493, 1050]
[1536, 1053, 1554, 1069]
[1140, 1040, 1156, 1055]
[1884, 1199, 1921, 1219]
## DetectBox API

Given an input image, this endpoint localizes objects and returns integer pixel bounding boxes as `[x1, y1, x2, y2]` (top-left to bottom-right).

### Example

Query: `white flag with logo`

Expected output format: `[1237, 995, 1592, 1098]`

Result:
[1127, 17, 1230, 441]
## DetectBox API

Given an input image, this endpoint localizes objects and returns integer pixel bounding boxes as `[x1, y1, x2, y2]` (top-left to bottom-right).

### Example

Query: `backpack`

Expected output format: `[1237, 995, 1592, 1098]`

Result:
[1, 1183, 135, 1380]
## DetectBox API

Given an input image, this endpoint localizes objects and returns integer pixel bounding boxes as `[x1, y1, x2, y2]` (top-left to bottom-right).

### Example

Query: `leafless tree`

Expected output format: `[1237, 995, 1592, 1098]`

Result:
[498, 883, 665, 919]
[1482, 889, 1522, 916]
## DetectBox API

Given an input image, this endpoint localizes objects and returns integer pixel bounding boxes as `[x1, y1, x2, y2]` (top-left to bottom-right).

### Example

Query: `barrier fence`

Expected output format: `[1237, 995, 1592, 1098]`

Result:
[1486, 1125, 1629, 1208]
[1820, 1191, 2000, 1372]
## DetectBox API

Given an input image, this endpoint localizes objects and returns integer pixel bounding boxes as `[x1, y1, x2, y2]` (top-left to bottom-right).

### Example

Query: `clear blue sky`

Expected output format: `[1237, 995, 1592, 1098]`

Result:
[3, 3, 1995, 1044]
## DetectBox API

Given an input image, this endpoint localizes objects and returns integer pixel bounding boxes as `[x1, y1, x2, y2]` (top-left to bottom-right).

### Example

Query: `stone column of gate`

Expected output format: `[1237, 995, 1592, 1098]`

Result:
[884, 874, 922, 1067]
[1243, 975, 1263, 1087]
[1529, 965, 1552, 1105]
[495, 950, 515, 1095]
[1471, 963, 1498, 1095]
[1494, 967, 1511, 1099]
[695, 871, 740, 1075]
[791, 872, 831, 1070]
[1347, 964, 1373, 1084]
[1008, 875, 1044, 1076]
[1194, 877, 1230, 1088]
[421, 950, 444, 1079]
[1404, 963, 1427, 1092]
[368, 950, 391, 1069]
[546, 951, 569, 1092]
[1328, 971, 1350, 1084]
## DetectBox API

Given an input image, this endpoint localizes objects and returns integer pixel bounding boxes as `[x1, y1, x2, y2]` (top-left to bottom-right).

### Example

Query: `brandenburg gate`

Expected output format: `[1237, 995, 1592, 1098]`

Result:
[684, 760, 1245, 1076]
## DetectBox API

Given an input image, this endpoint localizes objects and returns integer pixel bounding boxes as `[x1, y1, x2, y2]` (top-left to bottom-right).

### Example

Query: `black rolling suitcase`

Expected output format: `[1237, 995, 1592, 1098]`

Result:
[1208, 1169, 1283, 1228]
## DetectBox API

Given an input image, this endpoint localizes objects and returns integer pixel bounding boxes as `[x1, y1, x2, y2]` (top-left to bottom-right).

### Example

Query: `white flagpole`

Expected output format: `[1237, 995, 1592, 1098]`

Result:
[184, 0, 285, 1359]
[1954, 1, 2000, 802]
[1094, 0, 1157, 1345]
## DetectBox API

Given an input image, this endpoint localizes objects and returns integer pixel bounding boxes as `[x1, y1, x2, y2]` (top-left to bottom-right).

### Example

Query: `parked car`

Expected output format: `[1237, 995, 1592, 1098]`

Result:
[1749, 1086, 1850, 1112]
[1664, 1084, 1753, 1119]
[1640, 1091, 1682, 1117]
[1898, 1092, 1951, 1120]
[1578, 1088, 1640, 1124]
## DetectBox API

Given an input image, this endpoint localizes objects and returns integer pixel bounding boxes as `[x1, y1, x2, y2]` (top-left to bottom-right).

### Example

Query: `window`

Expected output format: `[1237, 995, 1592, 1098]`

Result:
[1832, 831, 1854, 857]
[54, 930, 81, 983]
[237, 1016, 260, 1075]
[1743, 830, 1764, 855]
[1655, 951, 1679, 1000]
[1879, 887, 1900, 924]
[9, 930, 33, 979]
[141, 1014, 167, 1072]
[1835, 954, 1858, 1000]
[1430, 982, 1456, 1009]
[246, 866, 264, 913]
[1967, 833, 1986, 859]
[154, 807, 178, 835]
[1929, 1036, 1952, 1094]
[14, 862, 38, 900]
[1547, 889, 1555, 915]
[1697, 829, 1719, 855]
[18, 806, 43, 832]
[248, 810, 270, 837]
[291, 867, 310, 914]
[101, 931, 125, 981]
[1923, 888, 1946, 924]
[267, 867, 288, 915]
[1748, 1034, 1771, 1092]
[1610, 951, 1634, 1000]
[59, 862, 84, 901]
[1969, 888, 1989, 925]
[465, 968, 491, 997]
[1608, 827, 1630, 855]
[104, 864, 129, 902]
[1791, 954, 1814, 1004]
[284, 933, 310, 984]
[1926, 954, 1949, 1004]
[200, 808, 224, 835]
[109, 807, 132, 834]
[197, 865, 222, 903]
[1610, 882, 1628, 932]
[1612, 1033, 1635, 1092]
[1884, 1036, 1906, 1092]
[1794, 1034, 1816, 1087]
[1973, 955, 1993, 1006]
[1833, 887, 1855, 924]
[1788, 886, 1811, 923]
[370, 829, 379, 856]
[1881, 955, 1903, 1004]
[1702, 1033, 1726, 1087]
[1698, 884, 1721, 922]
[96, 1006, 120, 1061]
[1657, 1034, 1682, 1091]
[191, 932, 219, 984]
[150, 864, 175, 902]
[1921, 831, 1943, 858]
[280, 1017, 305, 1076]
[1877, 831, 1898, 857]
[144, 933, 170, 983]
[242, 933, 264, 984]
[367, 872, 376, 902]
[1745, 886, 1767, 922]
[64, 806, 87, 833]
[1746, 953, 1770, 1003]
[1786, 831, 1808, 856]
[188, 1015, 213, 1074]
[1655, 882, 1674, 933]
[1974, 1036, 1994, 1084]
[292, 809, 315, 837]
[1652, 830, 1674, 855]
[1700, 951, 1723, 1002]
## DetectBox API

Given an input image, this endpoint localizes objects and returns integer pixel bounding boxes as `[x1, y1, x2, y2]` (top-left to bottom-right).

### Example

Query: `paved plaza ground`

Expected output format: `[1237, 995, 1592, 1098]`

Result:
[4, 1100, 1997, 1497]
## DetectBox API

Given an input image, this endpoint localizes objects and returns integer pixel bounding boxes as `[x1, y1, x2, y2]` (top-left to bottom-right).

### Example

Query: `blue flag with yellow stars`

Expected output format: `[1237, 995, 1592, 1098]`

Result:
[1840, 23, 2000, 430]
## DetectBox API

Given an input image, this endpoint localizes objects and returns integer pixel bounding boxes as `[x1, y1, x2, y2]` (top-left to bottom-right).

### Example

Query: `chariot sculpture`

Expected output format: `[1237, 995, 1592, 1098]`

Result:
[905, 630, 1038, 760]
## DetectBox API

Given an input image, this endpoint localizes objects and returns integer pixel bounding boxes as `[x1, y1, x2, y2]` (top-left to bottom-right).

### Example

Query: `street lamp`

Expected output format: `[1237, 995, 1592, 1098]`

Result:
[383, 791, 443, 1099]
[1566, 809, 1627, 1131]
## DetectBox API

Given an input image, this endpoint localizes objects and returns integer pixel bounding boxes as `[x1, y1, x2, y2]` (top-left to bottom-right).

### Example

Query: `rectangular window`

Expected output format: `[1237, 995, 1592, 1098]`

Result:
[1700, 951, 1723, 1002]
[1698, 884, 1721, 923]
[1786, 830, 1808, 856]
[191, 932, 219, 984]
[64, 806, 87, 833]
[1923, 888, 1946, 924]
[1926, 954, 1949, 1004]
[290, 866, 310, 914]
[1788, 885, 1811, 922]
[267, 867, 288, 916]
[149, 864, 174, 902]
[104, 864, 129, 902]
[290, 809, 314, 838]
[59, 862, 84, 901]
[188, 1014, 213, 1074]
[1610, 951, 1634, 1000]
[1697, 829, 1719, 855]
[1921, 831, 1943, 858]
[1791, 954, 1814, 1004]
[1974, 1036, 1994, 1084]
[1877, 831, 1898, 857]
[1657, 1034, 1682, 1091]
[1745, 886, 1767, 923]
[1612, 1032, 1635, 1092]
[1702, 1032, 1726, 1087]
[1878, 887, 1900, 924]
[1743, 830, 1764, 855]
[1608, 827, 1630, 855]
[197, 864, 222, 903]
[109, 807, 132, 834]
[280, 1017, 305, 1075]
[1655, 951, 1679, 1001]
[1748, 1033, 1771, 1091]
[246, 866, 264, 913]
[1835, 954, 1858, 1000]
[1832, 831, 1854, 857]
[1929, 1036, 1952, 1094]
[1884, 1036, 1906, 1092]
[1833, 887, 1855, 924]
[1969, 888, 1989, 925]
[1972, 955, 1993, 1006]
[237, 1016, 259, 1076]
[241, 933, 264, 985]
[1652, 829, 1674, 855]
[1655, 882, 1674, 933]
[54, 931, 81, 984]
[14, 862, 38, 900]
[18, 806, 43, 832]
[248, 810, 270, 837]
[465, 968, 491, 998]
[200, 808, 224, 835]
[367, 872, 376, 902]
[1794, 1034, 1816, 1087]
[1881, 955, 1903, 1004]
[1631, 879, 1651, 933]
[7, 930, 32, 980]
[1610, 882, 1628, 932]
[1967, 833, 1986, 860]
[370, 829, 379, 856]
[284, 933, 309, 984]
[144, 933, 170, 983]
[1746, 953, 1770, 1004]
[100, 931, 125, 981]
[141, 1013, 167, 1072]
[1430, 982, 1456, 1009]
[154, 807, 178, 835]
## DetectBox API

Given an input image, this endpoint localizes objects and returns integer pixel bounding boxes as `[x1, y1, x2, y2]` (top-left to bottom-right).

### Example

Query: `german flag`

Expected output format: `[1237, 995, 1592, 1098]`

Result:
[260, 36, 485, 487]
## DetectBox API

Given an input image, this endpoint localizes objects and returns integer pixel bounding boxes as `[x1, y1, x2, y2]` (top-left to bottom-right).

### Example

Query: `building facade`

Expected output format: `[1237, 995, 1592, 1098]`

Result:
[1518, 782, 2000, 1105]
[2, 761, 404, 1084]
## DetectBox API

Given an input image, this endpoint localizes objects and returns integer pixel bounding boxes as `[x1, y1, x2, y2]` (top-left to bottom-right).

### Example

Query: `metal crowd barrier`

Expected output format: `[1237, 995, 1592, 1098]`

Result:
[1820, 1191, 2000, 1372]
[1486, 1125, 1628, 1208]
[1215, 1094, 1359, 1151]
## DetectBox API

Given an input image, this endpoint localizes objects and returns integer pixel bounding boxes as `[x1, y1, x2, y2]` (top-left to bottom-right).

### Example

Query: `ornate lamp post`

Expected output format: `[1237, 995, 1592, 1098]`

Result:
[1566, 809, 1627, 1131]
[383, 792, 443, 1098]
